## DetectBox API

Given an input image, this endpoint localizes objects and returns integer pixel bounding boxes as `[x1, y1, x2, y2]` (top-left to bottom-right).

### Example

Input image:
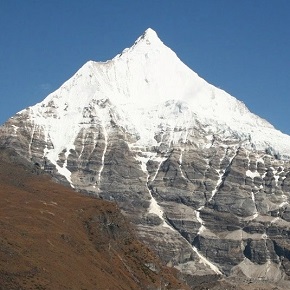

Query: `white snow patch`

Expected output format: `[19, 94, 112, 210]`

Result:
[78, 130, 86, 159]
[279, 201, 288, 208]
[271, 217, 280, 224]
[261, 170, 267, 179]
[52, 147, 75, 188]
[252, 213, 259, 219]
[151, 156, 166, 183]
[97, 121, 108, 190]
[179, 149, 187, 179]
[198, 225, 206, 235]
[183, 126, 189, 143]
[135, 152, 172, 229]
[209, 147, 238, 201]
[11, 125, 18, 135]
[246, 170, 260, 178]
[191, 246, 222, 275]
[28, 123, 36, 158]
[210, 171, 223, 201]
[250, 190, 259, 219]
[257, 157, 265, 164]
[195, 207, 204, 225]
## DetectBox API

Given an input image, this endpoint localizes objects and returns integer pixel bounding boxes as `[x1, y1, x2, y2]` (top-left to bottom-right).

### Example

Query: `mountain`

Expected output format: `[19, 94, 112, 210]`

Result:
[0, 147, 189, 290]
[1, 28, 290, 288]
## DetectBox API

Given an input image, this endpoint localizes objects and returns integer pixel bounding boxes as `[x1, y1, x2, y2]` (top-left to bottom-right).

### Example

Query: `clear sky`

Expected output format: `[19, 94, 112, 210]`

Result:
[0, 0, 289, 134]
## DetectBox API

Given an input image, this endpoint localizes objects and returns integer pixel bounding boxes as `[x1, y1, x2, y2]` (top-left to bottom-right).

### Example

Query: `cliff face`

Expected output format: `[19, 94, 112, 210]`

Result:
[1, 28, 290, 288]
[2, 101, 290, 284]
[0, 148, 188, 290]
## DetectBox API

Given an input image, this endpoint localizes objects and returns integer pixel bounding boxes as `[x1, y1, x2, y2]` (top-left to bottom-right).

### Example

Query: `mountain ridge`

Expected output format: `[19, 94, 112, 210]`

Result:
[14, 28, 290, 158]
[1, 28, 290, 288]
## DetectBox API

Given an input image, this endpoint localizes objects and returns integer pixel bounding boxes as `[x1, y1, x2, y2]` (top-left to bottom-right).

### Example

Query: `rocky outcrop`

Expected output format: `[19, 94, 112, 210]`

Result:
[0, 147, 189, 290]
[2, 109, 290, 288]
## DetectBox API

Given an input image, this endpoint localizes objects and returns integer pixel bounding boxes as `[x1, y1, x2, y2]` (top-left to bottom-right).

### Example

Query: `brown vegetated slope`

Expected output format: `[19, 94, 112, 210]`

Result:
[0, 148, 188, 290]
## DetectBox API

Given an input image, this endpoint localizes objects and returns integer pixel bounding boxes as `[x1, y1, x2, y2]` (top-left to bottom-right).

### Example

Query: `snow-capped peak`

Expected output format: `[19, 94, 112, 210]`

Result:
[18, 28, 290, 158]
[136, 27, 162, 45]
[114, 27, 169, 61]
[143, 27, 158, 37]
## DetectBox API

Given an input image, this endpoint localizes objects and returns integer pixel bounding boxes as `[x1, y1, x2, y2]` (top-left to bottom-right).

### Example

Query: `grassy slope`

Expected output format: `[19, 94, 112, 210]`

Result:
[0, 148, 188, 290]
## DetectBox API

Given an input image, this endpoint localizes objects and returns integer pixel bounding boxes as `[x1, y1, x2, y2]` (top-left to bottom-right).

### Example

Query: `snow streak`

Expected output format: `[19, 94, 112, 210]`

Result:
[134, 149, 222, 274]
[195, 206, 206, 235]
[97, 121, 108, 190]
[209, 146, 239, 202]
[150, 156, 166, 183]
[135, 152, 171, 229]
[191, 245, 222, 275]
[179, 148, 187, 179]
[78, 130, 86, 160]
[250, 190, 259, 220]
[28, 123, 36, 158]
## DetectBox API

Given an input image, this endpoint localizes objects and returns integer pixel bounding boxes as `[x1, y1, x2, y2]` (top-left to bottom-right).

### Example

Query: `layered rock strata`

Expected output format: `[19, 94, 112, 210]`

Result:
[1, 28, 290, 287]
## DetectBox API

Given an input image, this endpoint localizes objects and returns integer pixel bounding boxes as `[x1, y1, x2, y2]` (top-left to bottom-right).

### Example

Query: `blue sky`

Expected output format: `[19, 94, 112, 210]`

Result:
[0, 0, 289, 134]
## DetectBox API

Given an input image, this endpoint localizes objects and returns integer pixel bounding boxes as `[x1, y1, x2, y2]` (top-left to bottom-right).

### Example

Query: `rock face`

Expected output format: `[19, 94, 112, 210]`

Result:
[0, 148, 189, 290]
[1, 28, 290, 287]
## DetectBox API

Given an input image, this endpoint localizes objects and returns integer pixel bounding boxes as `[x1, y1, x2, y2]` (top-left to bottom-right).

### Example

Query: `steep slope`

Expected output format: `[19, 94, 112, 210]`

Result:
[0, 148, 189, 290]
[1, 28, 290, 287]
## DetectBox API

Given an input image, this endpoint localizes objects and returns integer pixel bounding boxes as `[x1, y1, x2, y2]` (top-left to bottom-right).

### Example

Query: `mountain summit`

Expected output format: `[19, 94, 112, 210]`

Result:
[1, 28, 290, 287]
[16, 28, 290, 158]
